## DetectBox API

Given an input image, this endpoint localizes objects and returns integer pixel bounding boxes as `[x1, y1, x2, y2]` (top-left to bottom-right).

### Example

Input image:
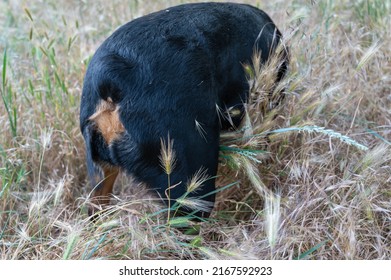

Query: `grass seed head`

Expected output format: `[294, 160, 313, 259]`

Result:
[186, 168, 210, 193]
[159, 135, 176, 175]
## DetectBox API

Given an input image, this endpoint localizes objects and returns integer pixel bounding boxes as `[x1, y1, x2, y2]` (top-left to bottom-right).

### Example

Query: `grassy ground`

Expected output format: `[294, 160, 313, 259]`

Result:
[1, 0, 390, 259]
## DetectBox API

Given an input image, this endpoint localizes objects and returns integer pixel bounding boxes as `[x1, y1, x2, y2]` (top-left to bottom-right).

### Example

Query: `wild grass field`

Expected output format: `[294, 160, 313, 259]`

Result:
[0, 0, 390, 260]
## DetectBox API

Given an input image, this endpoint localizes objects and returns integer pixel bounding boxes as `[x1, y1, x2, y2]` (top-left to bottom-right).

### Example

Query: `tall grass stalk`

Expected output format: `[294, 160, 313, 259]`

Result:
[1, 50, 17, 138]
[159, 135, 176, 226]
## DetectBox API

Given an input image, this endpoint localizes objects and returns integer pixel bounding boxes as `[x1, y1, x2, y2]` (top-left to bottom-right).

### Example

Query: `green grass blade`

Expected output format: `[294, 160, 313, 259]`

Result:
[198, 181, 239, 199]
[2, 48, 6, 89]
[1, 49, 17, 137]
[295, 240, 329, 260]
[63, 233, 79, 260]
[366, 129, 391, 145]
[85, 232, 108, 260]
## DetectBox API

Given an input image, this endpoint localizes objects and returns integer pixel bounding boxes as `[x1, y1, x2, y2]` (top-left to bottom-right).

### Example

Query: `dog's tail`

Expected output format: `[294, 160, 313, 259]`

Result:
[82, 122, 111, 188]
[81, 53, 137, 183]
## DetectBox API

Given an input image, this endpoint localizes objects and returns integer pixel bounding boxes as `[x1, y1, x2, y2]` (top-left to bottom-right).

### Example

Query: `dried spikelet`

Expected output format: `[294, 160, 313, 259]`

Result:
[28, 190, 52, 219]
[40, 127, 53, 150]
[220, 39, 290, 160]
[186, 168, 210, 193]
[244, 43, 289, 128]
[176, 197, 213, 213]
[353, 144, 390, 174]
[159, 135, 176, 175]
[53, 177, 65, 206]
[264, 192, 281, 248]
[220, 47, 289, 160]
[18, 227, 31, 243]
[238, 156, 269, 196]
[356, 40, 381, 71]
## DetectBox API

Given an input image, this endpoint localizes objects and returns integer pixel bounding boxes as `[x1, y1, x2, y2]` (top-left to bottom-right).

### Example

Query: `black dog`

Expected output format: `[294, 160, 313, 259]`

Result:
[80, 2, 288, 220]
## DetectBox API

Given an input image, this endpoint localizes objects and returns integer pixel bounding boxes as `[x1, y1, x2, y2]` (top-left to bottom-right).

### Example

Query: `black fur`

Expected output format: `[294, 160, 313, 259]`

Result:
[80, 2, 288, 219]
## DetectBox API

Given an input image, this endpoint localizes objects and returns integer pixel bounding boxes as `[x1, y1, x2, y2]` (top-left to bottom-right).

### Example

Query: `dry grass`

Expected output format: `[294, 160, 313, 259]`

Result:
[1, 0, 390, 259]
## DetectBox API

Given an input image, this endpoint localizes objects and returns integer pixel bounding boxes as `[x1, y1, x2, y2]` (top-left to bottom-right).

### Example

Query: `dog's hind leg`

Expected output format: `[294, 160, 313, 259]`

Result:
[88, 165, 120, 216]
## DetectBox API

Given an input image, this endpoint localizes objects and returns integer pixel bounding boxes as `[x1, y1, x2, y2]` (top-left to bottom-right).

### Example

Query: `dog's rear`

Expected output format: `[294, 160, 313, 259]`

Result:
[80, 54, 133, 215]
[80, 2, 289, 220]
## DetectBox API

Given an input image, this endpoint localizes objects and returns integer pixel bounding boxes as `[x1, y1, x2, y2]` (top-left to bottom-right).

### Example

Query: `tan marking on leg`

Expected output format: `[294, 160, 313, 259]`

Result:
[89, 166, 120, 217]
[89, 99, 125, 144]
